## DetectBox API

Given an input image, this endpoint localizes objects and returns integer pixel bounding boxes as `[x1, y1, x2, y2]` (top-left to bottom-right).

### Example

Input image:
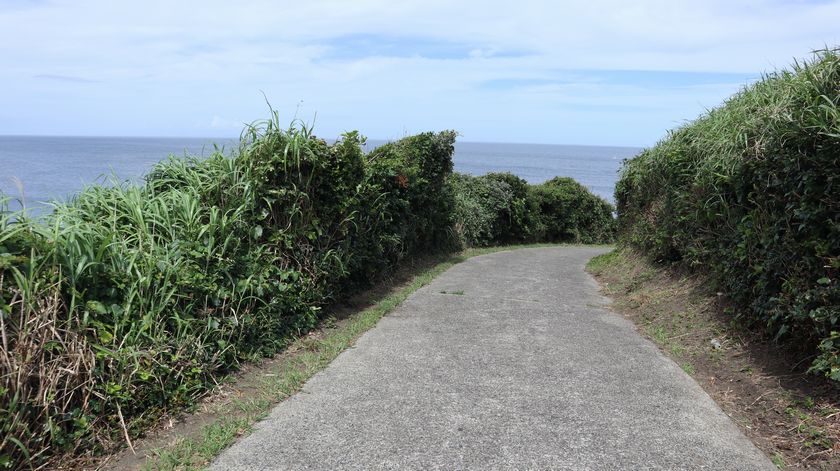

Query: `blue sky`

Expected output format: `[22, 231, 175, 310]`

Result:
[1, 0, 839, 146]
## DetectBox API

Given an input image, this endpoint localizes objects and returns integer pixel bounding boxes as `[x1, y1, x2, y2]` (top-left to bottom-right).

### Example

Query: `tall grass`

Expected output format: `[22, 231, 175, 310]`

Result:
[0, 112, 612, 468]
[616, 48, 840, 381]
[0, 113, 461, 468]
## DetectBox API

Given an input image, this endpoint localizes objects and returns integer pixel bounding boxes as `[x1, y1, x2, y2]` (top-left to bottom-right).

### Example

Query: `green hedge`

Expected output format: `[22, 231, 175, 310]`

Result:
[451, 172, 615, 247]
[0, 113, 611, 468]
[0, 117, 459, 468]
[615, 49, 840, 380]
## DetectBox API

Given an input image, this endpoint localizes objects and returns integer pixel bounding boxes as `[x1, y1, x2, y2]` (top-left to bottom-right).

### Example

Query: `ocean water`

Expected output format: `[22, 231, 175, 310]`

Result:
[0, 136, 640, 213]
[0, 136, 238, 214]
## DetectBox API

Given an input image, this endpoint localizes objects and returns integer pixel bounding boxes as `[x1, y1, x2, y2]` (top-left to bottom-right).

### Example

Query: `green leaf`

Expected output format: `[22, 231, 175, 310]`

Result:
[5, 436, 30, 463]
[86, 300, 108, 314]
[98, 329, 114, 344]
[816, 277, 831, 285]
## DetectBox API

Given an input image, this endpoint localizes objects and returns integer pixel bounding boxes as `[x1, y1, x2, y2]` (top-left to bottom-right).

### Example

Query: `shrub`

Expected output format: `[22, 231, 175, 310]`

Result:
[615, 49, 840, 380]
[529, 177, 616, 244]
[0, 116, 460, 469]
[450, 172, 614, 247]
[0, 112, 611, 468]
[481, 173, 535, 243]
[363, 131, 458, 261]
[451, 173, 518, 246]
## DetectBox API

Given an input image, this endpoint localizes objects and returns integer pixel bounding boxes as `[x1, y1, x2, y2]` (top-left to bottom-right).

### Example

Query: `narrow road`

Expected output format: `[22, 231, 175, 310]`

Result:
[211, 247, 773, 470]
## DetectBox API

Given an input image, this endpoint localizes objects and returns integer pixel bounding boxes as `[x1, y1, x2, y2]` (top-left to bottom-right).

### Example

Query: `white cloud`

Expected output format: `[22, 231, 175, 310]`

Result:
[1, 0, 838, 144]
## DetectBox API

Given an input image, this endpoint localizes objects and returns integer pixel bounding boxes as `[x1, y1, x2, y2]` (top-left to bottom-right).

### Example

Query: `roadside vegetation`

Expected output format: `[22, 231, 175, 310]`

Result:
[451, 172, 614, 247]
[615, 49, 840, 382]
[588, 249, 839, 469]
[0, 111, 613, 469]
[595, 47, 840, 470]
[107, 244, 562, 471]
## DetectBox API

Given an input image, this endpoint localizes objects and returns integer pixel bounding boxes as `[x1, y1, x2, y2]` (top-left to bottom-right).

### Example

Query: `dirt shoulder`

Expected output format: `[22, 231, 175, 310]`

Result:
[587, 249, 839, 470]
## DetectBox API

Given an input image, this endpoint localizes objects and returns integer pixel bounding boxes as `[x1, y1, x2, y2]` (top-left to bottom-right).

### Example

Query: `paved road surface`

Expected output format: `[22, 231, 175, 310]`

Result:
[211, 247, 774, 470]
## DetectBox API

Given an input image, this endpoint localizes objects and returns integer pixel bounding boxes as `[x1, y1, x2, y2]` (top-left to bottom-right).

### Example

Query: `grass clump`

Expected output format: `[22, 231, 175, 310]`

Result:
[615, 48, 840, 380]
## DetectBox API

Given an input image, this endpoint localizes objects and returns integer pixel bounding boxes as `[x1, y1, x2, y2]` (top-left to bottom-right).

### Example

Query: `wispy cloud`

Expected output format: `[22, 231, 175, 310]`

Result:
[320, 34, 473, 60]
[481, 70, 760, 91]
[317, 34, 533, 61]
[1, 0, 839, 145]
[34, 74, 99, 83]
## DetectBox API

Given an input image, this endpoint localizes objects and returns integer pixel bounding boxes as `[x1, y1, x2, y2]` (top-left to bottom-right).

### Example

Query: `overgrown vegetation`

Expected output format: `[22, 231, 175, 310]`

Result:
[0, 112, 612, 468]
[140, 251, 468, 471]
[450, 172, 614, 247]
[131, 244, 550, 471]
[615, 49, 840, 381]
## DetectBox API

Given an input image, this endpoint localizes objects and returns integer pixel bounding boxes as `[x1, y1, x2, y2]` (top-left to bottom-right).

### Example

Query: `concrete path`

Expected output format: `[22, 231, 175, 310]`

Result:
[211, 247, 774, 470]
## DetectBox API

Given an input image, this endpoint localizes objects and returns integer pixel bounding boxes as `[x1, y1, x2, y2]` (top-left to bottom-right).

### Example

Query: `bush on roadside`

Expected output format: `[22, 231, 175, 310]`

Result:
[0, 113, 610, 468]
[450, 172, 614, 247]
[529, 177, 616, 244]
[0, 117, 460, 469]
[452, 173, 520, 246]
[615, 49, 840, 381]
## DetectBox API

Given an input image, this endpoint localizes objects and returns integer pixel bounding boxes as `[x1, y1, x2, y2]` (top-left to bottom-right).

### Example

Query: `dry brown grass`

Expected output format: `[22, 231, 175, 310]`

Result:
[1, 273, 99, 469]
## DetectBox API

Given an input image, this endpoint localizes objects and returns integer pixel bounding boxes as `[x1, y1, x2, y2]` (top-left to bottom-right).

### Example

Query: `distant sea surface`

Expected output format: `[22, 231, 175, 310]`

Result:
[0, 136, 640, 213]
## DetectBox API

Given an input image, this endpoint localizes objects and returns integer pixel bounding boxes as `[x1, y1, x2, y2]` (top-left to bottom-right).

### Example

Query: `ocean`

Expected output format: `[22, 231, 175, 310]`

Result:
[0, 136, 640, 213]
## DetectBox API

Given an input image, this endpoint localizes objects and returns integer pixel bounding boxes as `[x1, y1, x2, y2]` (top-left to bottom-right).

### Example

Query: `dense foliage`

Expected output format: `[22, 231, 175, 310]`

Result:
[0, 113, 612, 468]
[451, 173, 615, 247]
[615, 49, 840, 381]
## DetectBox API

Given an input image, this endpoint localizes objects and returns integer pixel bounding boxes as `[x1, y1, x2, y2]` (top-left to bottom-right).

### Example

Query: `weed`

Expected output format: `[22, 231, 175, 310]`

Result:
[586, 250, 620, 272]
[648, 325, 669, 344]
[589, 246, 840, 468]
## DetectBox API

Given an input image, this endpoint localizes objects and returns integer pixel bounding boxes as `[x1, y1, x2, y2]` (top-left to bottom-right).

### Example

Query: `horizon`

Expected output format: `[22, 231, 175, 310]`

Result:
[0, 133, 645, 149]
[2, 1, 839, 147]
